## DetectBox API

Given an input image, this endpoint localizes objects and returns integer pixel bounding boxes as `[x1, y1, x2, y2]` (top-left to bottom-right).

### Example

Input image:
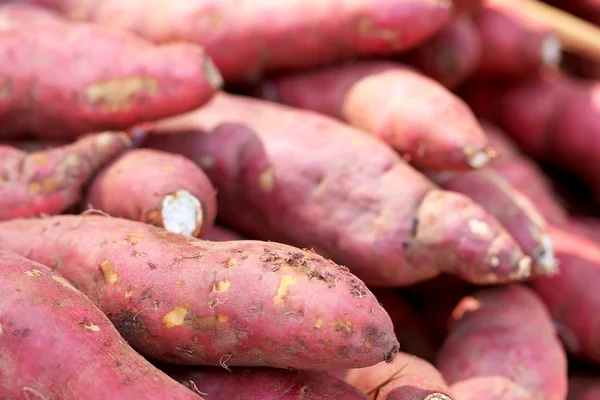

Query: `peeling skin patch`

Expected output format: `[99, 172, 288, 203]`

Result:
[52, 275, 77, 290]
[125, 288, 133, 297]
[273, 275, 297, 304]
[509, 256, 532, 280]
[85, 76, 159, 111]
[161, 190, 203, 237]
[329, 320, 354, 333]
[313, 318, 323, 328]
[536, 234, 557, 273]
[212, 280, 231, 293]
[163, 307, 188, 328]
[259, 165, 276, 191]
[356, 16, 402, 48]
[227, 258, 237, 267]
[80, 319, 101, 332]
[467, 219, 491, 237]
[297, 386, 308, 398]
[23, 269, 43, 277]
[100, 260, 119, 285]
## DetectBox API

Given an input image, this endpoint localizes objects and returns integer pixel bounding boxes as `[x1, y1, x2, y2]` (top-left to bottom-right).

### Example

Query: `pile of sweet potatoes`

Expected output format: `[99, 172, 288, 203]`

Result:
[3, 0, 600, 398]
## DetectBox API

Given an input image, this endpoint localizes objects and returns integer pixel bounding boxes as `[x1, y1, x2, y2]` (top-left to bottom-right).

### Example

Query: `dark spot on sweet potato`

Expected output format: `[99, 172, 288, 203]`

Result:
[385, 343, 400, 363]
[411, 217, 419, 237]
[147, 261, 157, 270]
[294, 337, 309, 351]
[109, 312, 148, 342]
[141, 288, 153, 299]
[336, 345, 350, 358]
[349, 278, 368, 298]
[12, 329, 30, 338]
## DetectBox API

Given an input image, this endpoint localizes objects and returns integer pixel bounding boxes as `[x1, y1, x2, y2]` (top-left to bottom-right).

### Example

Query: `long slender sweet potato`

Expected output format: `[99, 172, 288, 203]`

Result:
[0, 131, 131, 220]
[26, 0, 452, 83]
[166, 366, 369, 400]
[567, 374, 600, 400]
[146, 93, 533, 286]
[84, 148, 217, 237]
[531, 227, 600, 364]
[429, 169, 557, 276]
[339, 352, 455, 400]
[0, 2, 65, 30]
[0, 215, 399, 369]
[0, 248, 203, 399]
[471, 2, 562, 78]
[261, 61, 493, 171]
[203, 225, 245, 242]
[0, 22, 222, 139]
[402, 15, 482, 89]
[436, 284, 568, 400]
[450, 377, 535, 400]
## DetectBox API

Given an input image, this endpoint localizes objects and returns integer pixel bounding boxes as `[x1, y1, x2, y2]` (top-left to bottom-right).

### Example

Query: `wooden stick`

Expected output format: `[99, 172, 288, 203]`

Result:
[488, 0, 600, 62]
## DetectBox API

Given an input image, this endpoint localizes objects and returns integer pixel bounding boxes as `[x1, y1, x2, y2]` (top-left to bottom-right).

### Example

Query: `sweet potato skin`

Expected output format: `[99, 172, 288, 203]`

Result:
[0, 248, 203, 400]
[0, 2, 65, 30]
[202, 225, 245, 242]
[0, 22, 221, 139]
[436, 284, 568, 400]
[84, 148, 217, 237]
[167, 367, 369, 400]
[0, 131, 131, 220]
[262, 61, 492, 171]
[450, 377, 535, 400]
[340, 353, 455, 400]
[0, 215, 399, 369]
[31, 0, 452, 83]
[147, 93, 532, 286]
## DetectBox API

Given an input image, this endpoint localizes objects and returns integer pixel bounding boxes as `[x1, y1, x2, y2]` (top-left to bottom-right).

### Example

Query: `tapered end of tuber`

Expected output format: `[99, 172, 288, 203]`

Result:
[203, 57, 224, 89]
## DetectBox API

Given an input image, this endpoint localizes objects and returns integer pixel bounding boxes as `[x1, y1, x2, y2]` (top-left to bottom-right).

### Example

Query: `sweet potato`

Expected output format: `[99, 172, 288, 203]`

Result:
[471, 2, 562, 78]
[339, 353, 455, 400]
[0, 214, 399, 369]
[463, 71, 600, 204]
[429, 169, 557, 275]
[166, 366, 369, 400]
[436, 284, 568, 400]
[261, 61, 493, 171]
[0, 22, 222, 139]
[531, 227, 600, 364]
[0, 2, 65, 30]
[147, 93, 533, 286]
[450, 377, 535, 400]
[0, 131, 131, 220]
[203, 225, 245, 242]
[402, 15, 482, 89]
[84, 148, 217, 237]
[451, 0, 483, 15]
[0, 248, 203, 399]
[27, 0, 452, 83]
[567, 374, 600, 400]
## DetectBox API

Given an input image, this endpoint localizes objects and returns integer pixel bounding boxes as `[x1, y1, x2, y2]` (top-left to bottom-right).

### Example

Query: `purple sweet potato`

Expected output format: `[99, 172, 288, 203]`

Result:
[261, 61, 493, 171]
[0, 131, 131, 220]
[0, 248, 203, 399]
[202, 225, 245, 242]
[166, 366, 369, 400]
[146, 93, 533, 286]
[450, 377, 535, 400]
[84, 148, 217, 237]
[0, 214, 399, 369]
[429, 168, 557, 276]
[339, 352, 455, 400]
[436, 284, 568, 400]
[0, 22, 222, 139]
[26, 0, 452, 83]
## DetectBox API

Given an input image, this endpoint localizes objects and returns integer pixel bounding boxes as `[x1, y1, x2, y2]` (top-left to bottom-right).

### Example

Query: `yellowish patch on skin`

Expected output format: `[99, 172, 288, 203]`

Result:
[120, 232, 143, 245]
[85, 76, 159, 111]
[217, 315, 228, 323]
[100, 260, 119, 285]
[52, 275, 77, 290]
[163, 165, 174, 173]
[83, 322, 100, 332]
[364, 335, 372, 348]
[273, 275, 296, 304]
[125, 288, 133, 298]
[0, 323, 3, 334]
[29, 153, 52, 167]
[259, 165, 276, 191]
[163, 307, 189, 328]
[329, 320, 354, 333]
[24, 269, 43, 277]
[212, 280, 231, 293]
[227, 258, 237, 267]
[313, 318, 324, 329]
[0, 175, 5, 188]
[197, 155, 215, 169]
[467, 219, 492, 238]
[176, 280, 185, 287]
[356, 17, 402, 48]
[297, 385, 308, 398]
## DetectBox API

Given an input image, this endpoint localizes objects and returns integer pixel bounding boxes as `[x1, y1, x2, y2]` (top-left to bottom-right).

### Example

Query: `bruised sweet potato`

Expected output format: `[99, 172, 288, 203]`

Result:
[0, 214, 399, 369]
[27, 0, 452, 83]
[0, 131, 131, 220]
[166, 366, 369, 400]
[0, 22, 222, 139]
[402, 15, 482, 89]
[436, 284, 568, 400]
[261, 61, 493, 171]
[0, 248, 203, 399]
[338, 353, 455, 400]
[146, 93, 533, 286]
[450, 377, 535, 400]
[202, 225, 245, 242]
[84, 148, 217, 237]
[429, 169, 557, 276]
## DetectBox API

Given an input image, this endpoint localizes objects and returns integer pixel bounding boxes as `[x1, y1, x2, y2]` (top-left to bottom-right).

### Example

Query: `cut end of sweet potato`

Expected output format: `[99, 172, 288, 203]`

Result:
[464, 145, 497, 168]
[203, 56, 224, 89]
[540, 34, 562, 66]
[158, 189, 204, 237]
[533, 233, 559, 275]
[424, 394, 453, 400]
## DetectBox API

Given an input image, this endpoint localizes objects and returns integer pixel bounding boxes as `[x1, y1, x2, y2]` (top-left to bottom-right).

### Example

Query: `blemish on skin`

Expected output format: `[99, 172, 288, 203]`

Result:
[356, 16, 402, 48]
[212, 280, 231, 293]
[227, 258, 237, 267]
[125, 288, 133, 298]
[259, 165, 276, 191]
[163, 165, 174, 173]
[175, 280, 184, 287]
[313, 318, 324, 329]
[100, 260, 120, 285]
[273, 275, 297, 304]
[85, 76, 159, 111]
[217, 315, 228, 323]
[329, 320, 354, 333]
[197, 155, 215, 169]
[467, 219, 492, 237]
[52, 275, 77, 290]
[82, 321, 101, 332]
[489, 256, 500, 268]
[163, 307, 188, 328]
[297, 386, 308, 398]
[23, 269, 43, 277]
[120, 233, 143, 245]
